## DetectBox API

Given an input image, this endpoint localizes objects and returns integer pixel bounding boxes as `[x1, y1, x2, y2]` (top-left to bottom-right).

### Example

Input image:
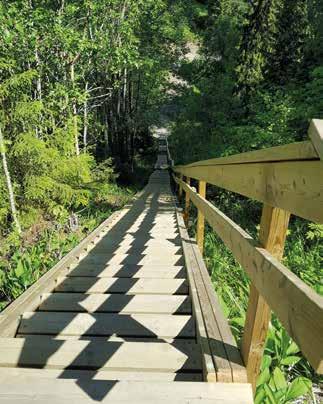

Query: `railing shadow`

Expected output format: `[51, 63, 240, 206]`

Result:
[16, 169, 200, 400]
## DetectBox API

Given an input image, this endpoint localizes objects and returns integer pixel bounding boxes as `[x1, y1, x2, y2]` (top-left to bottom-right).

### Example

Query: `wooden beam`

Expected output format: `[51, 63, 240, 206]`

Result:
[173, 177, 323, 373]
[308, 119, 323, 160]
[241, 205, 290, 392]
[183, 176, 191, 226]
[196, 181, 206, 253]
[174, 160, 323, 223]
[178, 173, 183, 199]
[176, 141, 318, 168]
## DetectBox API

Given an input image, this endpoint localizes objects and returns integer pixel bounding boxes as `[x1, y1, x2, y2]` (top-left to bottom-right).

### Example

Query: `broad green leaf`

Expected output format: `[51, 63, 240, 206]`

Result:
[285, 377, 312, 401]
[286, 342, 300, 356]
[256, 367, 270, 387]
[280, 356, 301, 366]
[272, 367, 287, 390]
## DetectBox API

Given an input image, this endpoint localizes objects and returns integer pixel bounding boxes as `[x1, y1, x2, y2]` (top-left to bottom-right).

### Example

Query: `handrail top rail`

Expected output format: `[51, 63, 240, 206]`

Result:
[173, 119, 323, 170]
[174, 140, 318, 170]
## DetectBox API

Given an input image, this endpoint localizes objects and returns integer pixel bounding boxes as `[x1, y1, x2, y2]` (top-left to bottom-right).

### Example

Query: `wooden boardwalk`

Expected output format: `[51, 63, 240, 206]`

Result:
[0, 142, 252, 402]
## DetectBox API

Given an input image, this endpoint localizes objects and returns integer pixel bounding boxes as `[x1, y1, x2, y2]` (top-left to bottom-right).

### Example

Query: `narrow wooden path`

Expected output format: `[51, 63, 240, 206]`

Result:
[0, 139, 252, 402]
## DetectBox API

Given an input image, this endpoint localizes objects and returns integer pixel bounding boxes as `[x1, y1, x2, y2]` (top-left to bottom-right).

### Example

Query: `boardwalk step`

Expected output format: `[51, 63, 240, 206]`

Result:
[0, 337, 201, 372]
[19, 312, 195, 338]
[77, 253, 184, 266]
[88, 245, 183, 255]
[0, 367, 202, 382]
[56, 277, 188, 295]
[39, 293, 192, 314]
[0, 372, 253, 403]
[68, 264, 186, 279]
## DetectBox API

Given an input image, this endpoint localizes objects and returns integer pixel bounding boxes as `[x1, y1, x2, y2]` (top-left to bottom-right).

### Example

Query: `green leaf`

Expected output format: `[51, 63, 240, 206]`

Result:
[257, 367, 270, 387]
[280, 355, 301, 366]
[14, 261, 24, 278]
[272, 367, 287, 390]
[286, 341, 300, 356]
[285, 377, 312, 401]
[261, 354, 272, 371]
[263, 384, 278, 404]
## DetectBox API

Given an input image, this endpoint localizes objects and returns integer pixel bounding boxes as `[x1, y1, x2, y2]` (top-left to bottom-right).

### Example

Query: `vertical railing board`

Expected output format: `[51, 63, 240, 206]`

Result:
[184, 177, 191, 226]
[241, 205, 290, 391]
[196, 181, 206, 253]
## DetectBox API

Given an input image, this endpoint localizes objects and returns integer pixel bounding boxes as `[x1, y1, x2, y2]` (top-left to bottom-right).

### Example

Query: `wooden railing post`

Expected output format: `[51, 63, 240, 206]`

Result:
[178, 173, 183, 199]
[196, 180, 206, 253]
[183, 176, 190, 226]
[241, 205, 290, 392]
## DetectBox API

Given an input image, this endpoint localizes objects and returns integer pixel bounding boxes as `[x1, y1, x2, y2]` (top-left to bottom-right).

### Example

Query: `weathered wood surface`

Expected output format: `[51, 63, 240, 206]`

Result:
[177, 141, 318, 167]
[56, 277, 189, 295]
[0, 368, 253, 403]
[0, 153, 252, 402]
[174, 177, 323, 373]
[0, 337, 201, 372]
[19, 312, 195, 338]
[39, 293, 192, 314]
[308, 119, 323, 160]
[242, 205, 290, 391]
[174, 160, 323, 223]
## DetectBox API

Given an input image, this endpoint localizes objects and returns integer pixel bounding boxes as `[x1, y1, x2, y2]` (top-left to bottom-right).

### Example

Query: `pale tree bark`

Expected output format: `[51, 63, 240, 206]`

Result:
[83, 82, 89, 151]
[0, 127, 21, 234]
[70, 63, 80, 156]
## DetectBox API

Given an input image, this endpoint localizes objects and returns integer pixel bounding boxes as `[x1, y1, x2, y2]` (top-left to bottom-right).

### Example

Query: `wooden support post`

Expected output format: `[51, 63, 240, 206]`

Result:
[196, 180, 206, 253]
[183, 177, 191, 226]
[178, 173, 183, 199]
[241, 205, 290, 393]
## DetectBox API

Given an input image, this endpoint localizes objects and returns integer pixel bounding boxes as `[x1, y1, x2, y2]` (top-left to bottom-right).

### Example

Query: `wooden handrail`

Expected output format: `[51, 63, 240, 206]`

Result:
[171, 119, 323, 390]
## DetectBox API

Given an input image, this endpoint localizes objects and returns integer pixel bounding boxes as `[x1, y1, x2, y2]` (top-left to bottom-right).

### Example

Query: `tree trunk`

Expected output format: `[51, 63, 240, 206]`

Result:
[0, 127, 21, 234]
[83, 81, 88, 151]
[70, 63, 80, 156]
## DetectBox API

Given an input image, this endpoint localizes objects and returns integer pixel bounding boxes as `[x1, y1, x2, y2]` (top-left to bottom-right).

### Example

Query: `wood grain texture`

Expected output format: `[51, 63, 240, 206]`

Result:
[308, 119, 323, 160]
[55, 277, 188, 295]
[176, 141, 318, 167]
[0, 337, 202, 372]
[39, 293, 192, 314]
[196, 181, 206, 253]
[174, 160, 323, 223]
[18, 312, 195, 338]
[242, 205, 290, 391]
[175, 179, 323, 373]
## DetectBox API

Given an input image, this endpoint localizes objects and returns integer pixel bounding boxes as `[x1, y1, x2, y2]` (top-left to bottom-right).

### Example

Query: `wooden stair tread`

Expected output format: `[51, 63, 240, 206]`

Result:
[19, 311, 195, 338]
[39, 293, 192, 314]
[0, 370, 253, 403]
[56, 277, 188, 295]
[67, 264, 186, 279]
[0, 337, 201, 372]
[76, 253, 184, 266]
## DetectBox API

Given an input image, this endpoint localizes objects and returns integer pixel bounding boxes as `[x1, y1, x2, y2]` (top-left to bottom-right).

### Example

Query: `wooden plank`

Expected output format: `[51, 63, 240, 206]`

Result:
[175, 209, 218, 382]
[76, 253, 184, 267]
[18, 312, 195, 338]
[0, 337, 202, 372]
[39, 293, 192, 314]
[242, 205, 290, 391]
[183, 176, 191, 225]
[0, 376, 253, 403]
[0, 367, 202, 382]
[190, 242, 247, 383]
[0, 209, 128, 337]
[89, 245, 183, 255]
[177, 141, 318, 167]
[308, 119, 323, 160]
[175, 179, 323, 373]
[56, 277, 188, 295]
[196, 180, 206, 253]
[0, 367, 252, 403]
[68, 264, 186, 279]
[174, 160, 323, 223]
